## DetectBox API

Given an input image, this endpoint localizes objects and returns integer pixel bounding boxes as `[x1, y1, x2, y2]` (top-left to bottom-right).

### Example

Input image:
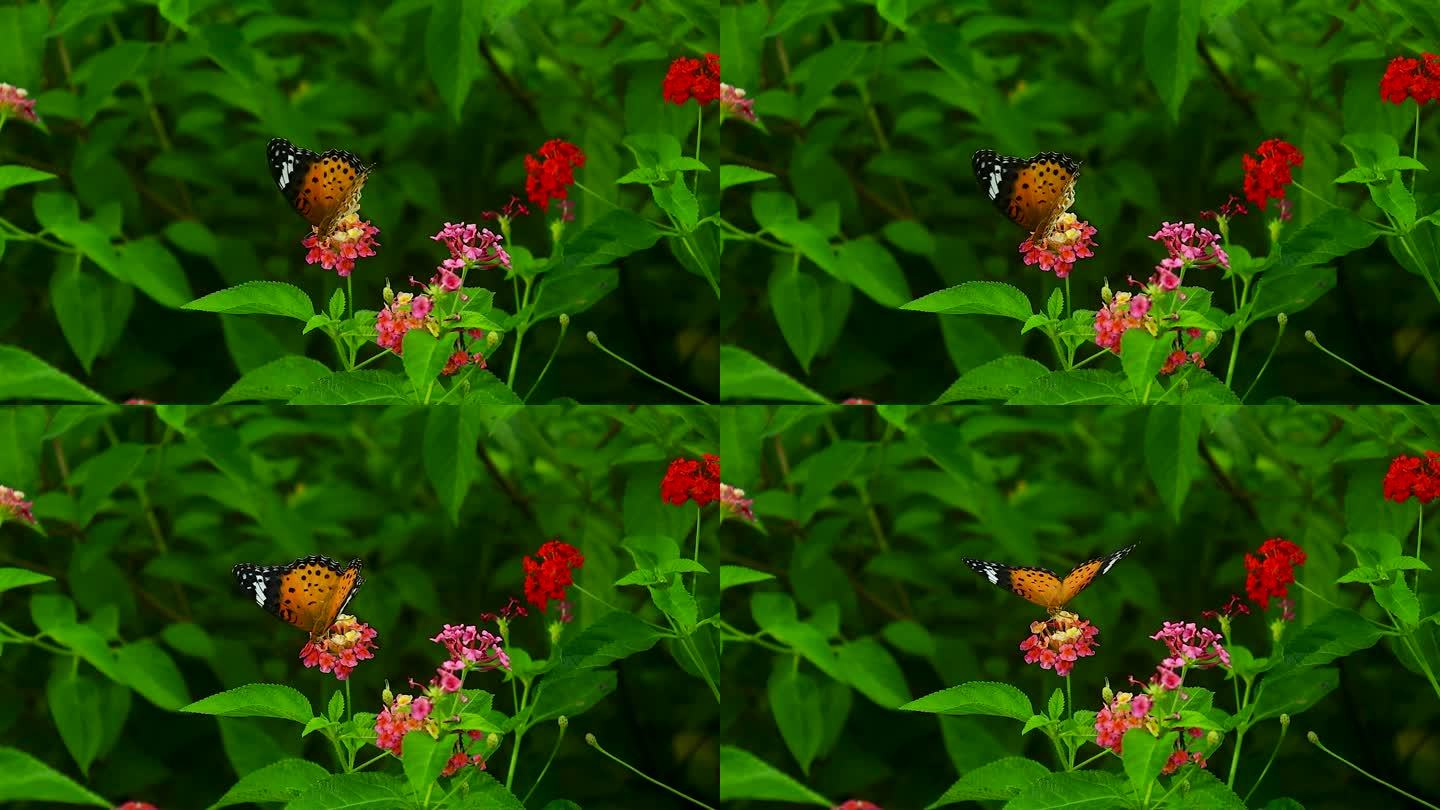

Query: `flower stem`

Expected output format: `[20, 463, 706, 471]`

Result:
[585, 331, 709, 404]
[522, 316, 569, 403]
[1227, 677, 1253, 789]
[1224, 276, 1251, 389]
[1413, 103, 1422, 194]
[693, 104, 703, 195]
[1308, 732, 1440, 810]
[1241, 315, 1287, 402]
[507, 277, 533, 390]
[1417, 504, 1425, 598]
[346, 275, 353, 320]
[1304, 330, 1429, 404]
[521, 719, 569, 804]
[586, 733, 717, 810]
[504, 678, 532, 790]
[1242, 717, 1289, 802]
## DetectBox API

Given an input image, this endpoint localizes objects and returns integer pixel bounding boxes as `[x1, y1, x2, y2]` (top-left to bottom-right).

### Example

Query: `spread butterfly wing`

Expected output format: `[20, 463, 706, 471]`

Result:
[972, 149, 1082, 235]
[1058, 543, 1137, 606]
[233, 554, 364, 636]
[266, 139, 372, 235]
[964, 557, 1067, 610]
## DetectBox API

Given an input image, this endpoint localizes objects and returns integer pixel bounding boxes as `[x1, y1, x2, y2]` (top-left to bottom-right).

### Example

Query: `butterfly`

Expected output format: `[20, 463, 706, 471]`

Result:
[233, 555, 364, 636]
[972, 149, 1082, 240]
[963, 543, 1136, 614]
[266, 138, 373, 236]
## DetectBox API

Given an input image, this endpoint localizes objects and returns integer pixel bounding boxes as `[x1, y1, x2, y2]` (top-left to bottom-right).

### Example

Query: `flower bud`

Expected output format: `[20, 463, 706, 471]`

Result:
[1205, 330, 1218, 346]
[558, 715, 569, 729]
[382, 282, 395, 306]
[1101, 682, 1114, 704]
[1280, 713, 1290, 728]
[486, 732, 500, 749]
[381, 683, 394, 706]
[586, 331, 599, 345]
[486, 331, 501, 348]
[1101, 280, 1113, 304]
[1307, 730, 1319, 745]
[1276, 313, 1288, 327]
[585, 732, 598, 746]
[1304, 330, 1317, 344]
[1206, 730, 1221, 746]
[559, 313, 570, 328]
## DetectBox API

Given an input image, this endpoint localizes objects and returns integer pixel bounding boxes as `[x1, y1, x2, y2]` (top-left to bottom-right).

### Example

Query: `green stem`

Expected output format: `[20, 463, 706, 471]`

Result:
[504, 678, 532, 790]
[522, 316, 569, 403]
[1304, 330, 1429, 404]
[521, 720, 569, 804]
[1417, 504, 1425, 599]
[1073, 749, 1109, 770]
[1243, 719, 1289, 803]
[1226, 677, 1253, 789]
[1241, 316, 1287, 403]
[507, 277, 533, 389]
[586, 734, 718, 810]
[585, 332, 709, 404]
[1413, 103, 1422, 195]
[1398, 232, 1440, 308]
[347, 275, 353, 320]
[1224, 276, 1251, 388]
[570, 584, 674, 634]
[693, 104, 703, 195]
[1308, 733, 1440, 810]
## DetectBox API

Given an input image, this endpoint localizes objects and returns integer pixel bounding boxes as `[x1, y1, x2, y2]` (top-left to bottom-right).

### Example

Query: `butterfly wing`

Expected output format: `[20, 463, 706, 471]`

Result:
[233, 555, 365, 636]
[267, 139, 372, 235]
[1058, 543, 1137, 606]
[964, 557, 1067, 610]
[972, 149, 1081, 237]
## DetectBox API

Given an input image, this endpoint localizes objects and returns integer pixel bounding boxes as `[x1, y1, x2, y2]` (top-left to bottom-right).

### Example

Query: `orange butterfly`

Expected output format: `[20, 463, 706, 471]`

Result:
[233, 555, 364, 636]
[972, 149, 1082, 241]
[964, 543, 1135, 614]
[266, 138, 373, 236]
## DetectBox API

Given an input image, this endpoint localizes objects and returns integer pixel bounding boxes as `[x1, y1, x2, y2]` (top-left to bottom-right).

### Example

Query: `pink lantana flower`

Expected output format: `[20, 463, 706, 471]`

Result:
[720, 83, 758, 122]
[1149, 222, 1228, 270]
[1018, 213, 1097, 279]
[431, 222, 510, 272]
[720, 483, 755, 523]
[303, 213, 380, 277]
[0, 83, 39, 123]
[0, 485, 36, 525]
[431, 623, 509, 692]
[1018, 610, 1099, 677]
[299, 614, 378, 681]
[375, 290, 437, 355]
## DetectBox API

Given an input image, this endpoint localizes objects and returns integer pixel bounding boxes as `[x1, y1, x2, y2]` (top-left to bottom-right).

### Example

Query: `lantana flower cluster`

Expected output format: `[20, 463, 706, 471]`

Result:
[303, 213, 380, 277]
[0, 484, 35, 525]
[1243, 538, 1306, 610]
[1383, 451, 1440, 503]
[663, 53, 721, 106]
[720, 482, 755, 522]
[524, 138, 586, 212]
[376, 289, 439, 355]
[298, 614, 378, 681]
[1380, 53, 1440, 105]
[430, 623, 509, 692]
[1018, 212, 1098, 279]
[1242, 139, 1303, 211]
[1150, 621, 1229, 690]
[661, 454, 721, 507]
[720, 83, 757, 122]
[373, 692, 490, 778]
[0, 82, 39, 123]
[1018, 610, 1099, 677]
[522, 539, 585, 613]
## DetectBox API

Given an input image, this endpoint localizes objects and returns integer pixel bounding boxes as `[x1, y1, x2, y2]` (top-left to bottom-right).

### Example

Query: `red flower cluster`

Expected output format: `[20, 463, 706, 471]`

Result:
[1018, 611, 1098, 677]
[373, 694, 486, 776]
[1383, 451, 1440, 503]
[1200, 194, 1249, 221]
[523, 540, 585, 612]
[661, 454, 721, 507]
[1244, 538, 1306, 609]
[663, 53, 721, 106]
[524, 139, 586, 211]
[1380, 53, 1440, 105]
[833, 802, 883, 810]
[1241, 139, 1303, 211]
[1201, 593, 1251, 619]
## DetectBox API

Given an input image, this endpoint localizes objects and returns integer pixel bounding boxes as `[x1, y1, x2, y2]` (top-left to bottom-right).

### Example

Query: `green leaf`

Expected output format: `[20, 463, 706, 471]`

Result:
[1120, 329, 1169, 401]
[180, 683, 313, 724]
[281, 772, 411, 809]
[833, 237, 911, 308]
[928, 757, 1049, 807]
[401, 329, 457, 402]
[1004, 771, 1128, 810]
[795, 41, 867, 125]
[902, 281, 1032, 321]
[183, 281, 314, 322]
[1170, 769, 1247, 809]
[1144, 0, 1201, 120]
[1370, 174, 1417, 229]
[47, 672, 102, 776]
[529, 670, 614, 725]
[1007, 370, 1130, 405]
[424, 405, 484, 525]
[769, 670, 824, 774]
[288, 371, 410, 405]
[50, 262, 106, 373]
[216, 356, 331, 404]
[901, 681, 1032, 721]
[1248, 264, 1336, 322]
[75, 41, 149, 124]
[769, 264, 824, 373]
[402, 730, 452, 797]
[0, 567, 53, 593]
[719, 746, 831, 805]
[651, 178, 699, 231]
[720, 346, 828, 403]
[720, 165, 777, 190]
[116, 237, 194, 308]
[838, 638, 911, 708]
[426, 0, 480, 120]
[1123, 729, 1176, 795]
[1146, 406, 1202, 521]
[720, 565, 775, 589]
[114, 640, 189, 710]
[0, 165, 57, 197]
[564, 209, 664, 269]
[211, 758, 330, 807]
[1276, 208, 1382, 271]
[1251, 667, 1337, 722]
[934, 355, 1049, 403]
[0, 746, 110, 806]
[0, 346, 107, 403]
[556, 611, 664, 670]
[1279, 609, 1384, 668]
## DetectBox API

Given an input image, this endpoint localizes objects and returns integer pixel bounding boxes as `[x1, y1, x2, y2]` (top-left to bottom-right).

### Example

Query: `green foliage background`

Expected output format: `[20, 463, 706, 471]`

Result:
[720, 405, 1440, 809]
[0, 404, 719, 808]
[719, 0, 1440, 405]
[1, 0, 719, 404]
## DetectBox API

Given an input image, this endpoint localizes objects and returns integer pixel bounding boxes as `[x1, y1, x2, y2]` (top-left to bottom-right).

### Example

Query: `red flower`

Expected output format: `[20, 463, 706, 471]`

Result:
[663, 53, 721, 106]
[1241, 139, 1304, 211]
[1201, 593, 1251, 619]
[1244, 538, 1306, 609]
[1380, 54, 1440, 105]
[660, 454, 721, 507]
[1383, 451, 1440, 503]
[523, 540, 585, 612]
[524, 139, 586, 211]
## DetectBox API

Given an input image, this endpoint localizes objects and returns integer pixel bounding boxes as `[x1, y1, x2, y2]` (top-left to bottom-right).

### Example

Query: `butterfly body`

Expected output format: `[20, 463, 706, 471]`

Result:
[964, 543, 1135, 613]
[266, 138, 373, 236]
[972, 149, 1082, 240]
[233, 554, 364, 636]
